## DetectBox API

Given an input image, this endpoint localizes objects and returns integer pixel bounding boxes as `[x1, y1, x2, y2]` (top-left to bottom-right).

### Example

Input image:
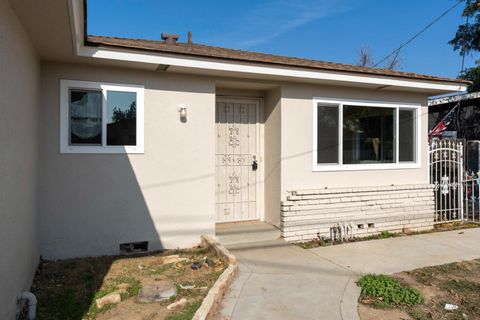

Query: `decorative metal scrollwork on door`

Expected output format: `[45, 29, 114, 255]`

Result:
[224, 208, 230, 217]
[228, 172, 240, 195]
[228, 125, 240, 147]
[222, 155, 233, 165]
[216, 100, 258, 222]
[236, 155, 247, 165]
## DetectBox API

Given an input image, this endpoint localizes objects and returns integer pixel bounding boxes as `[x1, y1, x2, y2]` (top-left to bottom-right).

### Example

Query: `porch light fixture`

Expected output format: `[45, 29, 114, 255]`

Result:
[178, 105, 187, 122]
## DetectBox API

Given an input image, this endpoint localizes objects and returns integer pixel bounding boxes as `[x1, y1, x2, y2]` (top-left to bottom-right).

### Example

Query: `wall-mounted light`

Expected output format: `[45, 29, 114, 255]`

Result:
[178, 105, 187, 122]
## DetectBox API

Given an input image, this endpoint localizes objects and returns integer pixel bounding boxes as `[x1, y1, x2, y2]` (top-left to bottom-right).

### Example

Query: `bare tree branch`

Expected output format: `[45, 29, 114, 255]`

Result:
[357, 46, 374, 68]
[384, 51, 401, 70]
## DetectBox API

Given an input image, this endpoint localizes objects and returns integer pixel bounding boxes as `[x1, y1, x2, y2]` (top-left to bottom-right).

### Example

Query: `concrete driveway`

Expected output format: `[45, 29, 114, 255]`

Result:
[215, 222, 480, 320]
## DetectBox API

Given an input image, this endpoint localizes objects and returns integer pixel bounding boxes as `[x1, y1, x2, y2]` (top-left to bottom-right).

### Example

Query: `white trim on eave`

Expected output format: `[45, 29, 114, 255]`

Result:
[67, 0, 467, 94]
[67, 0, 83, 56]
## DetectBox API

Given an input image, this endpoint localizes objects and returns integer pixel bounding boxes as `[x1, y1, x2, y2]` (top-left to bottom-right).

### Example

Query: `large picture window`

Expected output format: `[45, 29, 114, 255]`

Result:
[343, 105, 395, 164]
[60, 80, 144, 154]
[313, 98, 419, 171]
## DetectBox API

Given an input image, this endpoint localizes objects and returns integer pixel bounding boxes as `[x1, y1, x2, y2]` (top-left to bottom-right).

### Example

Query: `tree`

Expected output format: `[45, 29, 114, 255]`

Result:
[358, 46, 374, 68]
[383, 51, 401, 71]
[112, 101, 136, 122]
[356, 46, 401, 70]
[460, 63, 480, 92]
[450, 0, 480, 92]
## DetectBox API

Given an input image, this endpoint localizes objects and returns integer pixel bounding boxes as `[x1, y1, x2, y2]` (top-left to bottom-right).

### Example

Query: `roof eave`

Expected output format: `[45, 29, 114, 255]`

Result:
[68, 0, 468, 95]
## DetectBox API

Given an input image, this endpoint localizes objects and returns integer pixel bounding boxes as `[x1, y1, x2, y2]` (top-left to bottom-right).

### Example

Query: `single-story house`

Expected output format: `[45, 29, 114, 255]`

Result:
[0, 0, 469, 318]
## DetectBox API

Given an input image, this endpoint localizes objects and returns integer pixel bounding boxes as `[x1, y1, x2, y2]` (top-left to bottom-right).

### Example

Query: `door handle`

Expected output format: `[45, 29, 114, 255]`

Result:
[252, 155, 258, 171]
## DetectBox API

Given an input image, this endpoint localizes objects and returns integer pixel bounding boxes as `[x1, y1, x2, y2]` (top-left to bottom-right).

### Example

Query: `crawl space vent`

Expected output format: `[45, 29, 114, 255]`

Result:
[119, 241, 149, 254]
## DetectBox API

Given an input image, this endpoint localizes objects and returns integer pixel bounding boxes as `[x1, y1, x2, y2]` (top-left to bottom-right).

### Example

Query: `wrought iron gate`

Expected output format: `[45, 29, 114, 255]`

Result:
[429, 139, 464, 223]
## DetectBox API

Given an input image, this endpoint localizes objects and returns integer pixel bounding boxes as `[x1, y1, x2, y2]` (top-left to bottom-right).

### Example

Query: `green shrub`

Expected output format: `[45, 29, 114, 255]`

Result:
[165, 300, 202, 320]
[363, 231, 397, 240]
[358, 274, 424, 307]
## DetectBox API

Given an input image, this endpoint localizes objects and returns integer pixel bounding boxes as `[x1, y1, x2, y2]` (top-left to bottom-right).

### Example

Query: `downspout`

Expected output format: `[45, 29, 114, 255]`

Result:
[18, 291, 37, 320]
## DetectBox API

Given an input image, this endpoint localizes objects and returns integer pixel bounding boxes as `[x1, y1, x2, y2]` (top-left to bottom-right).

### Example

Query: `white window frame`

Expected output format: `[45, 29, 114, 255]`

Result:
[312, 97, 421, 171]
[60, 80, 144, 154]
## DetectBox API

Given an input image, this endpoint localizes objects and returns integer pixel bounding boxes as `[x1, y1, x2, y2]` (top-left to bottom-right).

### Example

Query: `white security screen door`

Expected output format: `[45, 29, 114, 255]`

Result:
[216, 99, 259, 222]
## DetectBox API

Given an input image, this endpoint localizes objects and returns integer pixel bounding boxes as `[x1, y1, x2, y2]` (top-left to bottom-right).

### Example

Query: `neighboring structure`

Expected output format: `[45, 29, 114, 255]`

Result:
[428, 91, 480, 140]
[0, 0, 469, 318]
[428, 92, 480, 172]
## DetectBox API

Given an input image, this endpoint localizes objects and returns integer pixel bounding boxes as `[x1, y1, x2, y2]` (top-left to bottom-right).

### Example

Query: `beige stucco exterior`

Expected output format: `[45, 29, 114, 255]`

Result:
[264, 88, 282, 226]
[0, 0, 40, 318]
[37, 64, 433, 258]
[280, 83, 430, 196]
[40, 62, 217, 259]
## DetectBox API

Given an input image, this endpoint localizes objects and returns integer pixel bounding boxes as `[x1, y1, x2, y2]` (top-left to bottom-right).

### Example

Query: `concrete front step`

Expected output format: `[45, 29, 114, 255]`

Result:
[215, 221, 281, 246]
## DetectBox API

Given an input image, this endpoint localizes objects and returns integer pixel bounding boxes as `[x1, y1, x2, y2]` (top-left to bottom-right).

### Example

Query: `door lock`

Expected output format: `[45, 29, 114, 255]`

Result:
[252, 155, 258, 171]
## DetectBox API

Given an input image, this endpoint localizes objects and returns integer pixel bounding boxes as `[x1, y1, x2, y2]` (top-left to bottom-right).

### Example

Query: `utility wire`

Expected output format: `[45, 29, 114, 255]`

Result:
[374, 0, 464, 68]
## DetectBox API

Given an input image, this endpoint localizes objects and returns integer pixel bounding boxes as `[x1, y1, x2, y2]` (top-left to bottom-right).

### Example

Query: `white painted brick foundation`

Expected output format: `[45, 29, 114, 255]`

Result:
[281, 184, 435, 242]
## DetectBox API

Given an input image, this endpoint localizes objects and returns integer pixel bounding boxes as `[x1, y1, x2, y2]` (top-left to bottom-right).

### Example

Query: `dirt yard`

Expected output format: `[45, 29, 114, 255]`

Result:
[31, 247, 226, 320]
[359, 259, 480, 320]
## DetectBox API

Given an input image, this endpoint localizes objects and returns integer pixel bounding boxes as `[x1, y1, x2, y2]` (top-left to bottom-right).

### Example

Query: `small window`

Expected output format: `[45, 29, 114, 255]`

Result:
[106, 91, 137, 146]
[317, 105, 339, 164]
[399, 109, 416, 162]
[69, 90, 102, 145]
[60, 80, 144, 154]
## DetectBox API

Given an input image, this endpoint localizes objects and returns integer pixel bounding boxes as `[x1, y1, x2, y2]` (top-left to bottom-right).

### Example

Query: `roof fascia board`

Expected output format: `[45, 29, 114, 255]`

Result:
[68, 0, 467, 93]
[67, 0, 83, 56]
[81, 46, 466, 92]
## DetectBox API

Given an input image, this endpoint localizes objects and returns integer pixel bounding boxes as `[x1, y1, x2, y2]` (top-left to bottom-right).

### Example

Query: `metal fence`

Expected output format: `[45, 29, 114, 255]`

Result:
[463, 175, 480, 223]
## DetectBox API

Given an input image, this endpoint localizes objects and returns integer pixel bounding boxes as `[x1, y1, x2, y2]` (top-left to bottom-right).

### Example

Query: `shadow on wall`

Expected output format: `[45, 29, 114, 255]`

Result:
[34, 154, 164, 318]
[32, 63, 221, 318]
[39, 152, 164, 259]
[39, 65, 217, 260]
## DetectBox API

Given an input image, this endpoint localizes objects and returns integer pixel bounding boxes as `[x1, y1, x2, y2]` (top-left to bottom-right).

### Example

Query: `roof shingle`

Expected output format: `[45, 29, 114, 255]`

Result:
[86, 35, 470, 85]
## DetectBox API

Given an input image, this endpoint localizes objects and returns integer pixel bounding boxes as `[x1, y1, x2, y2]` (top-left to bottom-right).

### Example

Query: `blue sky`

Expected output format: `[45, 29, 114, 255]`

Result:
[87, 0, 479, 78]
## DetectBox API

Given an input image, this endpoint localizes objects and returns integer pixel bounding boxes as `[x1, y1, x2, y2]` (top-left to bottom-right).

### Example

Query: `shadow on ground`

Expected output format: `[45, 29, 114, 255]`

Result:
[32, 255, 117, 319]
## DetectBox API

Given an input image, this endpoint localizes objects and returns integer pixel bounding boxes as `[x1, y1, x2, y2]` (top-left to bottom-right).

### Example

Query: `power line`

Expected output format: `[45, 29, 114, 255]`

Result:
[374, 0, 464, 68]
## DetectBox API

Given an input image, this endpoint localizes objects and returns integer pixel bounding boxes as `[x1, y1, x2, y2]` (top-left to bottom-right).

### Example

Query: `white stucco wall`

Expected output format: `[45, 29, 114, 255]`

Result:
[39, 62, 216, 259]
[280, 83, 430, 197]
[264, 88, 282, 226]
[0, 0, 40, 318]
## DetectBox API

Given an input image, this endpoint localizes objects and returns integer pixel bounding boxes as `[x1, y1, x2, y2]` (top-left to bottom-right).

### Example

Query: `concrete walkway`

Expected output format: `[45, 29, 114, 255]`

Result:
[215, 222, 480, 320]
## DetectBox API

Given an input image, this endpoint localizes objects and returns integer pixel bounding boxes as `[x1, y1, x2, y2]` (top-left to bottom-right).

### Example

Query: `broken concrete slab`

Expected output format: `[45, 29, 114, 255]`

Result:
[96, 292, 121, 309]
[137, 279, 177, 302]
[167, 298, 187, 310]
[162, 254, 189, 264]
